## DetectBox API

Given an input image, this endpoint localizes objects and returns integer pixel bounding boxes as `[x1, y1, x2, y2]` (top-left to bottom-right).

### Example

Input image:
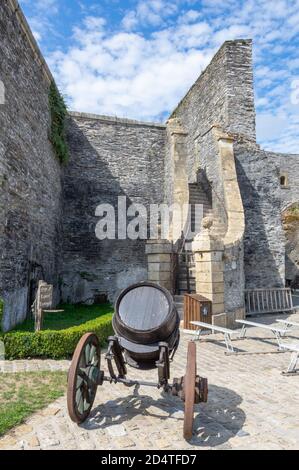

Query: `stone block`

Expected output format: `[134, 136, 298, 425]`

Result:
[212, 312, 227, 328]
[212, 303, 225, 314]
[234, 307, 245, 321]
[147, 254, 172, 263]
[148, 271, 171, 282]
[197, 251, 224, 262]
[195, 261, 224, 273]
[145, 243, 173, 255]
[196, 282, 224, 294]
[225, 311, 234, 329]
[148, 262, 172, 272]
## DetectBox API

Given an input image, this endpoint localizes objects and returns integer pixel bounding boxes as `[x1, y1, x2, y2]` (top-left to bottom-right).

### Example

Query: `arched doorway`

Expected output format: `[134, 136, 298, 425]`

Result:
[282, 203, 299, 289]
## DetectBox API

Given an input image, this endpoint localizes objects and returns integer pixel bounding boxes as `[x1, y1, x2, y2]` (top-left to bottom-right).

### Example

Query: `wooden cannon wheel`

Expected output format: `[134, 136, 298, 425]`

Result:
[183, 341, 197, 440]
[67, 333, 101, 423]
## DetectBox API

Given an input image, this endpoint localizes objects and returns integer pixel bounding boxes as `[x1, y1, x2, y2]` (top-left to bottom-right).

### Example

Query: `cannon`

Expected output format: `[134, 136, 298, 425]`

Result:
[67, 282, 208, 440]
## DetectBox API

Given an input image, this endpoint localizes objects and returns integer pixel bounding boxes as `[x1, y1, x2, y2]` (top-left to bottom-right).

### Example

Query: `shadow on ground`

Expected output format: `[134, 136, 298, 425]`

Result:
[80, 384, 246, 448]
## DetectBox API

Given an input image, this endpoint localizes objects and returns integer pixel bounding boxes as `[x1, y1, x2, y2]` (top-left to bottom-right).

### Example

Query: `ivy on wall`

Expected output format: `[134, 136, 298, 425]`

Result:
[49, 82, 69, 164]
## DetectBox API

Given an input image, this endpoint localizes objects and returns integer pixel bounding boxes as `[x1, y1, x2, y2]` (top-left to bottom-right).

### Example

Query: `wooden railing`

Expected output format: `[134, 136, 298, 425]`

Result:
[183, 294, 212, 330]
[245, 288, 294, 316]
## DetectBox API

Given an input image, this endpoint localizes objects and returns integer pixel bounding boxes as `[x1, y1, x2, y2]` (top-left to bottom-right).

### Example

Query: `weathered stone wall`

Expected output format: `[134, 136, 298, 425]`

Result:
[170, 39, 255, 184]
[61, 113, 166, 303]
[0, 2, 62, 331]
[277, 153, 299, 210]
[169, 40, 254, 315]
[277, 153, 299, 285]
[235, 141, 285, 288]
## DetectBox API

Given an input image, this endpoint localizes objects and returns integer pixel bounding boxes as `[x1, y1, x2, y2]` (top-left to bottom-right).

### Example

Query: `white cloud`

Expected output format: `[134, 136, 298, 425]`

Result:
[122, 0, 178, 30]
[49, 20, 212, 120]
[41, 0, 299, 152]
[19, 0, 59, 41]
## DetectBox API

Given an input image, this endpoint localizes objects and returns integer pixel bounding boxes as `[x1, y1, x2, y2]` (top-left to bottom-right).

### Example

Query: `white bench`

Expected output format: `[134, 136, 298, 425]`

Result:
[236, 319, 289, 348]
[276, 319, 299, 335]
[190, 321, 237, 353]
[279, 343, 299, 375]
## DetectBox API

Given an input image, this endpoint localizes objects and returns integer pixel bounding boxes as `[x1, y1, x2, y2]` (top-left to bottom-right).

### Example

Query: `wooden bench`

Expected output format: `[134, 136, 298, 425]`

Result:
[236, 319, 289, 348]
[279, 342, 299, 375]
[190, 321, 237, 353]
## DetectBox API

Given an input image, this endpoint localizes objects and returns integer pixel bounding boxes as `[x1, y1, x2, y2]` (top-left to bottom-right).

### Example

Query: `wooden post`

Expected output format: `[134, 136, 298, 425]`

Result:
[34, 281, 53, 332]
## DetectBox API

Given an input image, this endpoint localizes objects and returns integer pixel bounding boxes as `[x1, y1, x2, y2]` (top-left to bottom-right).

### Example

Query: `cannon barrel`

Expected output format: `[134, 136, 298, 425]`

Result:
[113, 282, 180, 367]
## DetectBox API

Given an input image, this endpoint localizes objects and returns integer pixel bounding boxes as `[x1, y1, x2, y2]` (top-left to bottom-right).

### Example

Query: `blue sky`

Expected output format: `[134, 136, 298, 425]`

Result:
[19, 0, 299, 153]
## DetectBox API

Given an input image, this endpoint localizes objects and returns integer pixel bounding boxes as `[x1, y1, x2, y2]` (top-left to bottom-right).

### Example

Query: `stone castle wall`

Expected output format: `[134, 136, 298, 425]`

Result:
[278, 153, 299, 210]
[235, 141, 285, 288]
[0, 2, 62, 331]
[170, 39, 255, 184]
[0, 1, 298, 330]
[61, 113, 166, 303]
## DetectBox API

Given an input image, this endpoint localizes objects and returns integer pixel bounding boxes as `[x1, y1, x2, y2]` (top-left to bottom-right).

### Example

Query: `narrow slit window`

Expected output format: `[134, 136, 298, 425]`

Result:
[280, 173, 289, 188]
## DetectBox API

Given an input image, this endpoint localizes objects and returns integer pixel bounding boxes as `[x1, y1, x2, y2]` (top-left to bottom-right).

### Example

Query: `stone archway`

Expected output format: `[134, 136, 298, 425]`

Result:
[282, 203, 299, 289]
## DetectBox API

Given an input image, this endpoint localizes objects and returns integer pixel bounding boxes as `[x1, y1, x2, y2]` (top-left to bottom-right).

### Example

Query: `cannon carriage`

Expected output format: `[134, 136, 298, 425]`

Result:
[67, 282, 208, 440]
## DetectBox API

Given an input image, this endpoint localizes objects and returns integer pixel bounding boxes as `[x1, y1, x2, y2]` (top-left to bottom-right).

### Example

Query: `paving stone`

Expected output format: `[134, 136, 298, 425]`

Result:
[0, 435, 17, 448]
[113, 437, 136, 448]
[1, 319, 299, 450]
[106, 424, 127, 437]
[41, 407, 61, 416]
[27, 436, 40, 448]
[13, 424, 33, 436]
[40, 438, 61, 448]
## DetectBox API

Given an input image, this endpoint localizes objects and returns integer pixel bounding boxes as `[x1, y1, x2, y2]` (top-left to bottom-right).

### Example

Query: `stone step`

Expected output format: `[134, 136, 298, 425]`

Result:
[178, 281, 196, 291]
[178, 262, 195, 269]
[177, 288, 196, 295]
[174, 295, 184, 301]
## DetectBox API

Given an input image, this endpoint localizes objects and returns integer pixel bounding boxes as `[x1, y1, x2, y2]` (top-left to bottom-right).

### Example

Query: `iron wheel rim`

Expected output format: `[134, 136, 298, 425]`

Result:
[67, 333, 100, 423]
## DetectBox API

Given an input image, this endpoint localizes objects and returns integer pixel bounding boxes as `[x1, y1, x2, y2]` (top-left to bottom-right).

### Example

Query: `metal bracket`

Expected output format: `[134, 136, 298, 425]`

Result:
[282, 351, 299, 375]
[156, 342, 170, 389]
[105, 336, 127, 380]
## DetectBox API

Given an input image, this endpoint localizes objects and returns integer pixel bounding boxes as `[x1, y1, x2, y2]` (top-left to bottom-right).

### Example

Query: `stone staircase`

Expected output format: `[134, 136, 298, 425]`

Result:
[175, 181, 226, 315]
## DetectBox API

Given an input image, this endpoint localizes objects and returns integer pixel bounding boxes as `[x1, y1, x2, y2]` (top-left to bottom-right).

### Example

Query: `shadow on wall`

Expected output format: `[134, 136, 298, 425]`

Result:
[81, 384, 245, 448]
[235, 158, 284, 289]
[282, 203, 299, 289]
[61, 118, 155, 305]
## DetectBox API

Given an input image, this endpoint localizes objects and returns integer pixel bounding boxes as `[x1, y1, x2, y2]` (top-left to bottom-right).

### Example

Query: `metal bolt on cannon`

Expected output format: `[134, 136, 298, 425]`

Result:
[67, 282, 208, 440]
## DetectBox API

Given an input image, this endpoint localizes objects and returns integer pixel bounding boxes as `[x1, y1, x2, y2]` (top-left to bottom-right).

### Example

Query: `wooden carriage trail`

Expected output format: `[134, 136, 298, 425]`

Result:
[1, 312, 299, 450]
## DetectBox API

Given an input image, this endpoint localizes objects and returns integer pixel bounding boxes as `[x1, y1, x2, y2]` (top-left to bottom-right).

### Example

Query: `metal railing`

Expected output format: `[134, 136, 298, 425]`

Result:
[245, 288, 294, 316]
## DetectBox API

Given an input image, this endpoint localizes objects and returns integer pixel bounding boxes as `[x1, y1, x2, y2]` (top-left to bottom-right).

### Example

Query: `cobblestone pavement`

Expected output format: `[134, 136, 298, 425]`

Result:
[0, 359, 70, 373]
[1, 312, 299, 450]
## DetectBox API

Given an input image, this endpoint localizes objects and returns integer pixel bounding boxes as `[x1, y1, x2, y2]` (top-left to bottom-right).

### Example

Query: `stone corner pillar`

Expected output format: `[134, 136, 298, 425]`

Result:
[145, 239, 175, 294]
[165, 118, 189, 244]
[192, 217, 225, 323]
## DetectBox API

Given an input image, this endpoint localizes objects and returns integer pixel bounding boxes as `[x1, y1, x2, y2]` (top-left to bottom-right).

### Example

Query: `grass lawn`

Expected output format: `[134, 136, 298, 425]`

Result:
[13, 303, 114, 332]
[0, 371, 67, 436]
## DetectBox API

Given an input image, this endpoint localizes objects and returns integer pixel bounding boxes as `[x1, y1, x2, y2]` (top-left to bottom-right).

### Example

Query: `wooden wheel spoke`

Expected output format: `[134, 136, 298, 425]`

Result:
[89, 345, 96, 363]
[84, 344, 91, 365]
[67, 333, 101, 424]
[78, 367, 96, 389]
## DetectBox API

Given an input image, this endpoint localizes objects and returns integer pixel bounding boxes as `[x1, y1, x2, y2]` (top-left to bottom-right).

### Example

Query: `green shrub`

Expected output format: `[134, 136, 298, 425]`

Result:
[2, 313, 113, 360]
[49, 81, 69, 164]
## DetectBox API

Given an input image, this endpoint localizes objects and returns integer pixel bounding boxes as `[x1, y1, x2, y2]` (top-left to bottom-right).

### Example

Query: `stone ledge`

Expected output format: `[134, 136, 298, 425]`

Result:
[7, 0, 53, 84]
[69, 112, 166, 129]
